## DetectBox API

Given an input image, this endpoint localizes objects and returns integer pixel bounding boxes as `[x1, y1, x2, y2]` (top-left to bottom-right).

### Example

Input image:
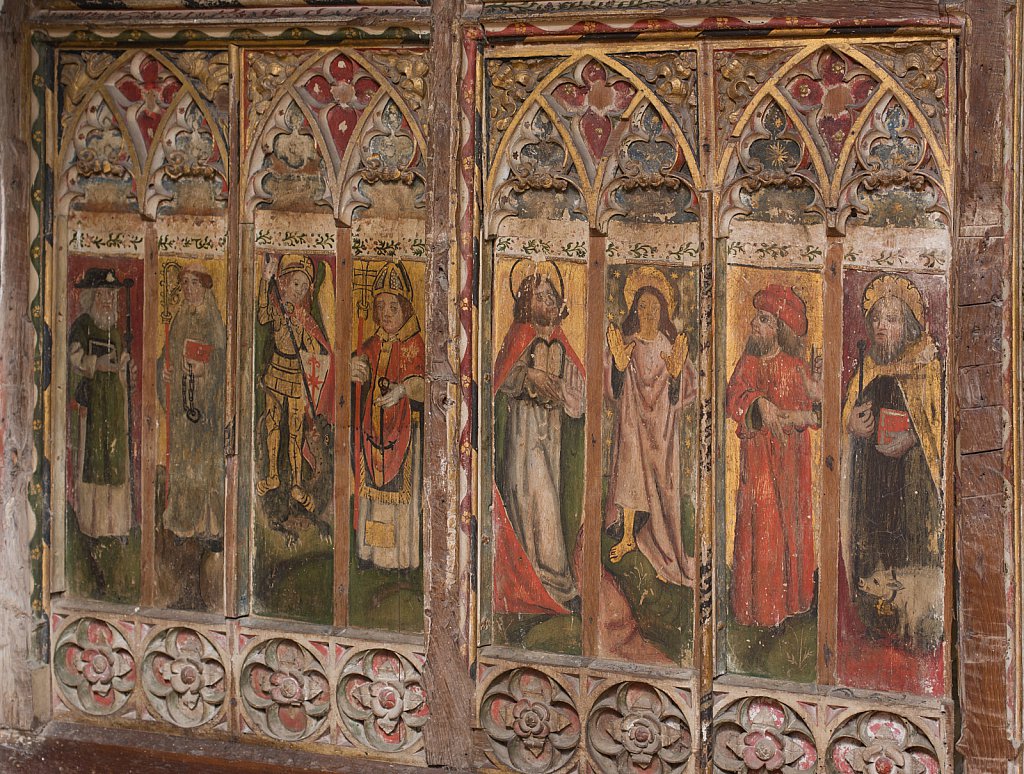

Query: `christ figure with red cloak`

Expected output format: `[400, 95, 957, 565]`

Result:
[725, 284, 822, 627]
[493, 261, 585, 616]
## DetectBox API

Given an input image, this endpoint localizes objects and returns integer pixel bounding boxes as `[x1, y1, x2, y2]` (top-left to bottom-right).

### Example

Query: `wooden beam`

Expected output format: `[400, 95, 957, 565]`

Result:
[0, 0, 44, 732]
[420, 0, 477, 766]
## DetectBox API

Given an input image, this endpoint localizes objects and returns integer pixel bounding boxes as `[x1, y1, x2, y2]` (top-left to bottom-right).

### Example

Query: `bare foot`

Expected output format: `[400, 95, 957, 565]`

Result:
[256, 475, 280, 496]
[609, 537, 636, 563]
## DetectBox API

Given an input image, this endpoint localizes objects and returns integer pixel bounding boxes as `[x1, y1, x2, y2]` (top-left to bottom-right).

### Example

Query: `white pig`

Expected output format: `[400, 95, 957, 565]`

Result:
[857, 565, 943, 648]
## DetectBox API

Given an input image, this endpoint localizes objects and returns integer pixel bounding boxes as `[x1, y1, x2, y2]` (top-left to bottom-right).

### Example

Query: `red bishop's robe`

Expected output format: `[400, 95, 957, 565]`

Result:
[726, 350, 817, 627]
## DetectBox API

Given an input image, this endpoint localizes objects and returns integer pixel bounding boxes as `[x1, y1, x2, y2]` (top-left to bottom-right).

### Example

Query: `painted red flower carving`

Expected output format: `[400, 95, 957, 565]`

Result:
[737, 729, 798, 771]
[550, 60, 636, 160]
[830, 712, 936, 774]
[116, 55, 182, 148]
[337, 649, 429, 753]
[786, 49, 876, 164]
[54, 618, 136, 716]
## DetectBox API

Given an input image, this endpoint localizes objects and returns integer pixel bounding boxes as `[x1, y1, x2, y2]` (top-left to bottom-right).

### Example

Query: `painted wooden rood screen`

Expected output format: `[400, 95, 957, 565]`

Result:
[34, 22, 959, 774]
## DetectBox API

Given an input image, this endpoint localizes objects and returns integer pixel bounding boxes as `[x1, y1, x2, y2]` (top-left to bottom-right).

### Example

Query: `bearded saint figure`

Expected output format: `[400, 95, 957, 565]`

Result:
[158, 265, 226, 544]
[493, 261, 585, 614]
[843, 273, 942, 642]
[604, 265, 697, 586]
[725, 284, 821, 627]
[68, 268, 134, 540]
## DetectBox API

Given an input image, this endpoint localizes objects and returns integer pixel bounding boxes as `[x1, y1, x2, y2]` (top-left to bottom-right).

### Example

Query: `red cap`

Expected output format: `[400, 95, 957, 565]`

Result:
[753, 284, 807, 337]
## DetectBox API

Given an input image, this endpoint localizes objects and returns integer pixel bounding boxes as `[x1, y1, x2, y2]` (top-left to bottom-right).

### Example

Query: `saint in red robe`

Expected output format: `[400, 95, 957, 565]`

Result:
[726, 351, 817, 627]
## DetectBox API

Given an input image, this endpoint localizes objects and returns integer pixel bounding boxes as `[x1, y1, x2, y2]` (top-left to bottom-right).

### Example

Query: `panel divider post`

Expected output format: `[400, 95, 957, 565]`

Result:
[223, 43, 242, 616]
[334, 223, 353, 629]
[140, 221, 158, 607]
[582, 229, 607, 658]
[817, 236, 844, 685]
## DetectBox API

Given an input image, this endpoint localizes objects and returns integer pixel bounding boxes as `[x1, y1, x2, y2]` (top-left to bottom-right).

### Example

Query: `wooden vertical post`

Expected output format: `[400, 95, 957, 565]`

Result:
[817, 237, 843, 684]
[334, 224, 353, 628]
[421, 1, 476, 767]
[223, 43, 243, 616]
[141, 221, 158, 606]
[582, 230, 605, 657]
[0, 0, 41, 731]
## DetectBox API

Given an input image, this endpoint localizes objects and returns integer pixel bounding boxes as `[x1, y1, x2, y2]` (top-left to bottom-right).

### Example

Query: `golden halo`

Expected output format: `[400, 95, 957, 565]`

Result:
[623, 265, 676, 318]
[862, 273, 925, 326]
[509, 259, 565, 302]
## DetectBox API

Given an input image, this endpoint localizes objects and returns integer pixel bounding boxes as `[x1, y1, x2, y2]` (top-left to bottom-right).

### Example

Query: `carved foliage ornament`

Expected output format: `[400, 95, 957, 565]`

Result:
[59, 51, 117, 136]
[239, 638, 330, 741]
[828, 712, 939, 774]
[715, 47, 801, 140]
[588, 682, 692, 774]
[54, 618, 136, 716]
[246, 50, 309, 128]
[713, 697, 817, 774]
[480, 668, 581, 774]
[857, 41, 948, 143]
[336, 648, 429, 752]
[613, 51, 699, 153]
[141, 627, 226, 728]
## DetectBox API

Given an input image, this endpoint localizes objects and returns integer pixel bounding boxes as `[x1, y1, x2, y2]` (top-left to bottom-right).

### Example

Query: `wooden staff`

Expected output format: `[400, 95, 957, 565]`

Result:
[856, 339, 867, 402]
[123, 277, 137, 520]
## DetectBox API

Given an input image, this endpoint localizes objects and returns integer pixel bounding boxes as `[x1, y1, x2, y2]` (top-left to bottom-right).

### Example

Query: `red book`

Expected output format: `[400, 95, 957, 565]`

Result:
[877, 408, 911, 446]
[184, 338, 213, 363]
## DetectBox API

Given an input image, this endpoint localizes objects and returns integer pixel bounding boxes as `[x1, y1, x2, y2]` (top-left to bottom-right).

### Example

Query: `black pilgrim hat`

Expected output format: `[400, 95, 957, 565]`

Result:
[75, 268, 124, 289]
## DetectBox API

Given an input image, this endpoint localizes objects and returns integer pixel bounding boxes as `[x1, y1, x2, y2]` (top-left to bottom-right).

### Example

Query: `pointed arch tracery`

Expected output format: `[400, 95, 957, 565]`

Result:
[242, 48, 429, 225]
[715, 41, 953, 234]
[485, 51, 703, 236]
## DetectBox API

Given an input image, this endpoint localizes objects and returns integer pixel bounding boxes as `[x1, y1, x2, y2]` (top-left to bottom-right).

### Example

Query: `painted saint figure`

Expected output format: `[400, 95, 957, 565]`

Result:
[256, 253, 334, 513]
[604, 266, 697, 586]
[493, 261, 585, 614]
[68, 268, 134, 540]
[726, 284, 821, 627]
[68, 267, 136, 597]
[351, 262, 425, 570]
[158, 265, 226, 542]
[843, 273, 942, 646]
[156, 265, 226, 609]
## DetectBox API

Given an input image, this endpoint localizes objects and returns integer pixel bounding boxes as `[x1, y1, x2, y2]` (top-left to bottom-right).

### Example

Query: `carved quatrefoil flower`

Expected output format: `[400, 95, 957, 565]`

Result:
[588, 682, 692, 774]
[337, 648, 429, 752]
[239, 638, 330, 741]
[828, 712, 939, 774]
[480, 668, 580, 774]
[713, 697, 817, 774]
[141, 627, 225, 728]
[53, 618, 136, 716]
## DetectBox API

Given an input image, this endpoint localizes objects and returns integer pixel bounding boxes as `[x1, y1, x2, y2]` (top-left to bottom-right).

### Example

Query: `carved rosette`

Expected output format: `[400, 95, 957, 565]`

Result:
[53, 618, 136, 716]
[828, 712, 939, 774]
[588, 682, 692, 774]
[141, 627, 226, 728]
[713, 697, 817, 774]
[336, 648, 429, 752]
[480, 668, 580, 773]
[239, 638, 330, 741]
